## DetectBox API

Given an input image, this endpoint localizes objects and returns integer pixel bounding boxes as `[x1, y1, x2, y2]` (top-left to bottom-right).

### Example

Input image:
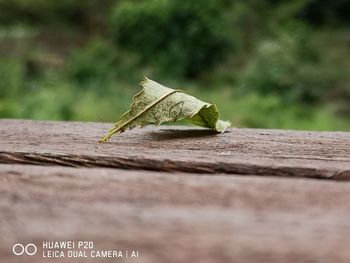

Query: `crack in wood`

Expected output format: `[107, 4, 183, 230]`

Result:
[0, 151, 349, 180]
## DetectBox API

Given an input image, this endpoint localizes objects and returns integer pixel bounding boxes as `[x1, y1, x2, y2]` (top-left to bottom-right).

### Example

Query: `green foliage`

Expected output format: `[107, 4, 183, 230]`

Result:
[67, 38, 143, 88]
[196, 88, 350, 131]
[0, 0, 349, 131]
[110, 0, 231, 78]
[67, 39, 117, 86]
[238, 21, 350, 108]
[239, 24, 319, 102]
[0, 59, 24, 98]
[19, 82, 74, 120]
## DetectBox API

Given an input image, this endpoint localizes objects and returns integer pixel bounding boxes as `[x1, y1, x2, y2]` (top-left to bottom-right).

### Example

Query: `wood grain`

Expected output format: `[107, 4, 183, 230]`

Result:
[0, 119, 349, 179]
[1, 164, 350, 263]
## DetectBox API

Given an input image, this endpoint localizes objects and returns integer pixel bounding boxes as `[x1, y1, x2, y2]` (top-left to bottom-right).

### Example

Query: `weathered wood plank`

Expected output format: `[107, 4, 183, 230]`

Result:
[1, 164, 350, 263]
[0, 119, 349, 179]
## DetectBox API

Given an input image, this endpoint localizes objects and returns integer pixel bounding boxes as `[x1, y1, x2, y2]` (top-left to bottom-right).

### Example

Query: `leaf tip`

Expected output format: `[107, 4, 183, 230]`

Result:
[99, 136, 109, 143]
[140, 76, 149, 86]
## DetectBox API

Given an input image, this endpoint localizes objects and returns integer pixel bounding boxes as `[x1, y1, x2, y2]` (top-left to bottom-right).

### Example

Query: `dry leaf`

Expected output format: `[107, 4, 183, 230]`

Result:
[100, 78, 230, 142]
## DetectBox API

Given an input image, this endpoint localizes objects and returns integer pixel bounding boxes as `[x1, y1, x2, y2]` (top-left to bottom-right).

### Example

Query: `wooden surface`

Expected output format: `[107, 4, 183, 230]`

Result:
[1, 164, 350, 263]
[0, 119, 350, 263]
[1, 119, 349, 179]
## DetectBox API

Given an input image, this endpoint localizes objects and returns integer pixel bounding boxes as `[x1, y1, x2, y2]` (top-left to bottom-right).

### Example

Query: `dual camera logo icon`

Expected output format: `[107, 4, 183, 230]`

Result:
[12, 243, 37, 256]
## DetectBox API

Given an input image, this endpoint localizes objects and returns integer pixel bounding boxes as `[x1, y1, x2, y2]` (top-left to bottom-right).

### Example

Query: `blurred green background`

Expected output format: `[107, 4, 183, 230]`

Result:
[0, 0, 349, 130]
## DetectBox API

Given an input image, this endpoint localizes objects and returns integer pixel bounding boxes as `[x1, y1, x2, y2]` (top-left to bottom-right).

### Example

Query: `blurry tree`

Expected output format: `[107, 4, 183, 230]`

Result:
[0, 0, 349, 129]
[68, 39, 117, 87]
[110, 0, 232, 78]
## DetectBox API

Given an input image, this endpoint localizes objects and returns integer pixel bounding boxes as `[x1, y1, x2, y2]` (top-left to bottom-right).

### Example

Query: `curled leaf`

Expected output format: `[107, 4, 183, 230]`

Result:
[100, 78, 230, 142]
